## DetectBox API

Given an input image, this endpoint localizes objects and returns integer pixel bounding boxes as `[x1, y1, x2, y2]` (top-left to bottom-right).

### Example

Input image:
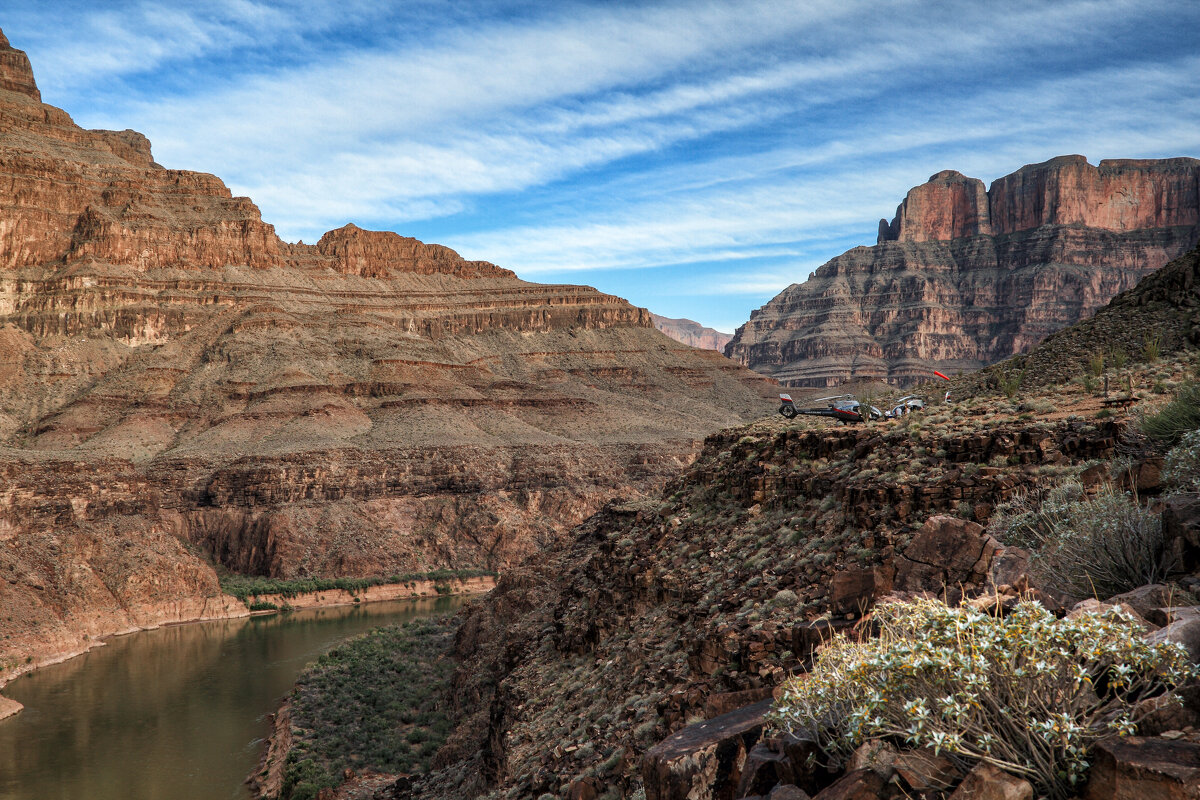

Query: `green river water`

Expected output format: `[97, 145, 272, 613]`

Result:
[0, 596, 463, 800]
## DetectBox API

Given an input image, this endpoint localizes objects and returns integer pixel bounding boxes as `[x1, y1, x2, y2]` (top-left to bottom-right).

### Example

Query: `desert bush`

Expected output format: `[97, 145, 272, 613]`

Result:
[1088, 350, 1106, 377]
[1164, 429, 1200, 491]
[996, 368, 1023, 399]
[1110, 347, 1128, 370]
[1140, 379, 1200, 445]
[989, 483, 1172, 597]
[768, 599, 1195, 800]
[1143, 334, 1162, 363]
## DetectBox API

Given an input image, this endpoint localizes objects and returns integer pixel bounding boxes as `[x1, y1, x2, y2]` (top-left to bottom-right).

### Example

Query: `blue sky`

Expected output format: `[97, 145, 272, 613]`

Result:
[3, 1, 1199, 332]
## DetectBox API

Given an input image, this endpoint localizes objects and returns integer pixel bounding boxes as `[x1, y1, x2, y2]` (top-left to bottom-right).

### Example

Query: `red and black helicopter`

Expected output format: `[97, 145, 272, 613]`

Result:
[777, 393, 925, 424]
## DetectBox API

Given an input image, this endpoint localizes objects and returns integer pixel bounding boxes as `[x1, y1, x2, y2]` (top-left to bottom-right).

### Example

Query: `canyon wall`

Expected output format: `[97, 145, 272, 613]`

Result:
[650, 314, 734, 352]
[0, 31, 774, 681]
[728, 155, 1200, 386]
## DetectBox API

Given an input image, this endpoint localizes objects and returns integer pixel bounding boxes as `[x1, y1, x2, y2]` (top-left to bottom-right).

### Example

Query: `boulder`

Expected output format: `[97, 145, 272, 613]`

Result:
[1148, 607, 1200, 628]
[989, 546, 1031, 591]
[1069, 599, 1155, 631]
[1121, 458, 1163, 494]
[947, 762, 1032, 800]
[892, 748, 961, 792]
[1135, 692, 1200, 736]
[707, 688, 777, 719]
[1164, 495, 1200, 574]
[847, 740, 898, 780]
[1084, 736, 1200, 799]
[831, 565, 895, 617]
[567, 777, 602, 800]
[1147, 618, 1200, 664]
[642, 699, 773, 800]
[893, 516, 1001, 601]
[1108, 585, 1188, 620]
[811, 769, 888, 800]
[737, 742, 795, 797]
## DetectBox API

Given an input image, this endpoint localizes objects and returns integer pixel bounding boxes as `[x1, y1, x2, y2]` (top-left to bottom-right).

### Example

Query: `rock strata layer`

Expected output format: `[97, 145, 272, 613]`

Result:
[727, 155, 1200, 386]
[0, 30, 774, 682]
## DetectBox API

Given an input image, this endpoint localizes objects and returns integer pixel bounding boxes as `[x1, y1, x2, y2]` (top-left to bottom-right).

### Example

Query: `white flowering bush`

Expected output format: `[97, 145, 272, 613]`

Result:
[768, 599, 1196, 799]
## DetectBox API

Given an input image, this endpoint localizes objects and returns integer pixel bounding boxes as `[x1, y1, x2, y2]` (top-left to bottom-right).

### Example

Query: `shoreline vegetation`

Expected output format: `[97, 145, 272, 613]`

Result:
[219, 568, 498, 611]
[254, 618, 460, 800]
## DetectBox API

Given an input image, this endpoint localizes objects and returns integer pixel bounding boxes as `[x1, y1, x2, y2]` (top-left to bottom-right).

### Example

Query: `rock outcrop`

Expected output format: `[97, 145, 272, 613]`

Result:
[651, 314, 734, 352]
[728, 156, 1200, 387]
[0, 30, 775, 682]
[391, 411, 1125, 800]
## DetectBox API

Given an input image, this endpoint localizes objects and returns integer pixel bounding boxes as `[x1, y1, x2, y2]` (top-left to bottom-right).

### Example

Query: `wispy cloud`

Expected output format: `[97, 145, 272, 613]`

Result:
[4, 0, 1198, 330]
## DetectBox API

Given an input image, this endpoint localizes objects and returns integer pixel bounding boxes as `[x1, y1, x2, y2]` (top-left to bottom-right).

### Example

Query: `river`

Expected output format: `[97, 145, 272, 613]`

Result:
[0, 596, 463, 800]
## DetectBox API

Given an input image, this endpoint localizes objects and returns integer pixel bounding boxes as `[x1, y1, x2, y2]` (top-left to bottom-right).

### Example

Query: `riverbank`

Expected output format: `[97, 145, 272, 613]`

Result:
[0, 696, 22, 721]
[0, 575, 496, 709]
[0, 598, 465, 800]
[0, 593, 250, 692]
[245, 575, 497, 612]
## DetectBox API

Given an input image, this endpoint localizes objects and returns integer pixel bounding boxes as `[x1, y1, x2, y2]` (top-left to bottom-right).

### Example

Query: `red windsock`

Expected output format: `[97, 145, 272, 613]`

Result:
[933, 370, 950, 381]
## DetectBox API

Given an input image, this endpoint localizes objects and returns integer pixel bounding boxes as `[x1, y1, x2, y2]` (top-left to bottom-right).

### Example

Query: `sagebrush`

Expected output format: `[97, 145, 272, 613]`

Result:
[988, 482, 1172, 598]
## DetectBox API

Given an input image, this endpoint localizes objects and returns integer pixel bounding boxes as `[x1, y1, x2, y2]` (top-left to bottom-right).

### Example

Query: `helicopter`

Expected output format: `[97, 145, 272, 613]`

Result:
[777, 393, 925, 424]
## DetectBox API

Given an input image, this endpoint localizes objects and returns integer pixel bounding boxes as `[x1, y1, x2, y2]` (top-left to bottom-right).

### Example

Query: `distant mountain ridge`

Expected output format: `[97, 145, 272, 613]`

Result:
[726, 155, 1200, 387]
[650, 313, 733, 352]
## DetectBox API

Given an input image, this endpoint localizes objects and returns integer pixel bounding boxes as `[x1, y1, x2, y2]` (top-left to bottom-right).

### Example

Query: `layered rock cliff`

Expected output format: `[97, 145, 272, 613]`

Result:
[650, 314, 734, 352]
[0, 31, 774, 681]
[728, 156, 1200, 386]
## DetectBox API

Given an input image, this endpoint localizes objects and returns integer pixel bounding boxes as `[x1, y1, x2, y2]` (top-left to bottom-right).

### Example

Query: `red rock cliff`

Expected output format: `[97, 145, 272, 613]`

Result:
[729, 155, 1200, 386]
[0, 29, 775, 682]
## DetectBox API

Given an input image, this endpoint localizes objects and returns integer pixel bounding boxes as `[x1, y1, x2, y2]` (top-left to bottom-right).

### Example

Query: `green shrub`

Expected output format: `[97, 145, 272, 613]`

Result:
[989, 483, 1172, 598]
[1143, 334, 1161, 363]
[1140, 380, 1200, 445]
[247, 600, 278, 612]
[996, 368, 1023, 399]
[768, 599, 1195, 800]
[1088, 350, 1105, 377]
[1109, 347, 1128, 370]
[1164, 429, 1200, 491]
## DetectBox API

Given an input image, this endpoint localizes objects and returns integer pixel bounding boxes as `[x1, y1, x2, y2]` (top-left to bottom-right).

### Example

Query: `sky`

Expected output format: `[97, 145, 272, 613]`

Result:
[3, 1, 1199, 333]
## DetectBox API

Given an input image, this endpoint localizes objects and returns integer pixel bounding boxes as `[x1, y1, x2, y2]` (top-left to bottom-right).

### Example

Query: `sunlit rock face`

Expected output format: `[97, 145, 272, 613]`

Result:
[0, 29, 775, 680]
[727, 155, 1200, 387]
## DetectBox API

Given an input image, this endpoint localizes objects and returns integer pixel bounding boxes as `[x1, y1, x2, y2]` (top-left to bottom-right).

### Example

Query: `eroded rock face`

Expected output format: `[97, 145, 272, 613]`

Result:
[0, 29, 775, 681]
[651, 314, 734, 352]
[728, 156, 1200, 386]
